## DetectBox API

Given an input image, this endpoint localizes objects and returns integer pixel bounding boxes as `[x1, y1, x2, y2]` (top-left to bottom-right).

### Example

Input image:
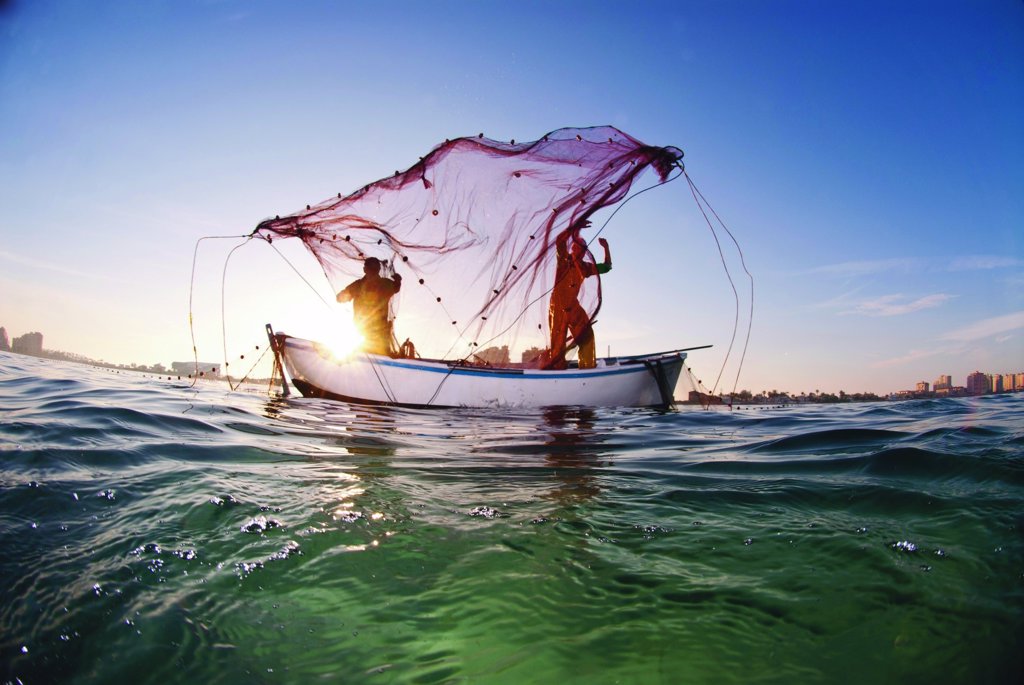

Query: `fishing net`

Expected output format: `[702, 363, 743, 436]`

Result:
[253, 126, 683, 365]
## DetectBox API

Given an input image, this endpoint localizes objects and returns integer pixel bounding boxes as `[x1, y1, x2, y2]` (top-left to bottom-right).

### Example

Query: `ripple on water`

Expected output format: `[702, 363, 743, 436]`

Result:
[2, 354, 1022, 684]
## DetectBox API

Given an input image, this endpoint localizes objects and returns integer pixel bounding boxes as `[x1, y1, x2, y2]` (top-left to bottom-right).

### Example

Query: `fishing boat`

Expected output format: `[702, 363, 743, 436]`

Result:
[220, 126, 743, 409]
[268, 327, 702, 408]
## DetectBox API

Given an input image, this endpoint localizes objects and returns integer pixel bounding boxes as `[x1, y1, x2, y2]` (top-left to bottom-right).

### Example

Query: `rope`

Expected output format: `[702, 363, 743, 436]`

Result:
[687, 173, 754, 398]
[187, 233, 253, 388]
[220, 237, 253, 391]
[364, 352, 398, 403]
[684, 169, 754, 402]
[264, 239, 335, 309]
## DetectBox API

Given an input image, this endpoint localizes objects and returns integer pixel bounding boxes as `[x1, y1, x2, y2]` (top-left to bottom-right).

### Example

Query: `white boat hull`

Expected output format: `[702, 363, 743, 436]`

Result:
[273, 334, 687, 409]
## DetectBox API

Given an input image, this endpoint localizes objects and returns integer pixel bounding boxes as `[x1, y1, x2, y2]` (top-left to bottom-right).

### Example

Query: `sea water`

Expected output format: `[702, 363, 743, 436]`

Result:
[1, 351, 1021, 684]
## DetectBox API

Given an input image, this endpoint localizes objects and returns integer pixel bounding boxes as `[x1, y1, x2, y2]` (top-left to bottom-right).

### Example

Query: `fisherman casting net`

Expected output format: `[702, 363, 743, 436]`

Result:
[253, 126, 683, 366]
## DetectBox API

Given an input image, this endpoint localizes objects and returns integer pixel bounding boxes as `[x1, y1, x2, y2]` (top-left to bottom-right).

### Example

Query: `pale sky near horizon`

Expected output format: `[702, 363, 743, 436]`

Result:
[1, 0, 1021, 396]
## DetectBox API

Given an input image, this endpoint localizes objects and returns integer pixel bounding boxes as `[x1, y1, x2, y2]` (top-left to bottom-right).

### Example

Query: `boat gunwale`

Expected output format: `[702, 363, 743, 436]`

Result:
[281, 335, 685, 380]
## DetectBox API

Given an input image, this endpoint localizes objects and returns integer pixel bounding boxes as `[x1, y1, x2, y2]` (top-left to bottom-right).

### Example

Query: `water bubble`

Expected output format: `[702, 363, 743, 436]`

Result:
[934, 549, 946, 557]
[744, 538, 754, 546]
[21, 645, 28, 653]
[235, 560, 264, 577]
[241, 516, 282, 534]
[97, 489, 115, 501]
[892, 540, 917, 553]
[210, 494, 240, 507]
[268, 541, 300, 562]
[174, 549, 198, 561]
[636, 524, 671, 539]
[334, 510, 363, 523]
[468, 506, 503, 519]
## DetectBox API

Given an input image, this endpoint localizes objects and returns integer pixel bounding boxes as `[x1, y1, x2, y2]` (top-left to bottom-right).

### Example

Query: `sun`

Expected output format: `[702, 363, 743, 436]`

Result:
[324, 317, 365, 359]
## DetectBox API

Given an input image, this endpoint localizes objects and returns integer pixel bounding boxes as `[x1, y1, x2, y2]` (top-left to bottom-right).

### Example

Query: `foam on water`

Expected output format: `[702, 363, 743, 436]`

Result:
[1, 351, 1022, 683]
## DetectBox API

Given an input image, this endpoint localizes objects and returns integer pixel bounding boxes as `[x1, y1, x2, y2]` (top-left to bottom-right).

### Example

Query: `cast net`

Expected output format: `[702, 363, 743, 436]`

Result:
[253, 125, 683, 366]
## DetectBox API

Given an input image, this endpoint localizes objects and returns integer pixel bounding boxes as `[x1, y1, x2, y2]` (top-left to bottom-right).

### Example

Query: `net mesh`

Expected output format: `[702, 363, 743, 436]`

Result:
[253, 125, 683, 365]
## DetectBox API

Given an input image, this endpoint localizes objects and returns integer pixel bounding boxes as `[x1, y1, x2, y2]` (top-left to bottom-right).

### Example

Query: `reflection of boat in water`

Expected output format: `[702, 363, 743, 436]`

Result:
[270, 330, 700, 409]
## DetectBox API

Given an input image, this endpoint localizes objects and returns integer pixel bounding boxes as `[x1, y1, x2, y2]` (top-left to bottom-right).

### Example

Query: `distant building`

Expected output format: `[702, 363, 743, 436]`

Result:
[933, 374, 951, 392]
[0, 327, 9, 352]
[12, 332, 43, 355]
[686, 391, 724, 404]
[966, 371, 988, 395]
[474, 345, 510, 366]
[521, 346, 545, 366]
[172, 361, 221, 377]
[916, 381, 929, 393]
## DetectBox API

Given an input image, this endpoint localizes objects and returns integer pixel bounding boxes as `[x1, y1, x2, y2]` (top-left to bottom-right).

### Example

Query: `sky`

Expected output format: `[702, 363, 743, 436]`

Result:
[0, 0, 1021, 396]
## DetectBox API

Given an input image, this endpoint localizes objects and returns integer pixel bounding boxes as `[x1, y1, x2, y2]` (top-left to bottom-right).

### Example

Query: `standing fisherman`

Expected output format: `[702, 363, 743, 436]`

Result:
[337, 257, 403, 355]
[547, 223, 612, 369]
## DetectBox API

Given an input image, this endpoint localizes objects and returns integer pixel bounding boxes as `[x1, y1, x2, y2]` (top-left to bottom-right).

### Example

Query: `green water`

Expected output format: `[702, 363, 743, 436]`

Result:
[1, 354, 1021, 683]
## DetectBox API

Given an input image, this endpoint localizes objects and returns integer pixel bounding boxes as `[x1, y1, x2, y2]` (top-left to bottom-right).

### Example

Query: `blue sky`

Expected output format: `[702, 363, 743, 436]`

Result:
[1, 0, 1021, 395]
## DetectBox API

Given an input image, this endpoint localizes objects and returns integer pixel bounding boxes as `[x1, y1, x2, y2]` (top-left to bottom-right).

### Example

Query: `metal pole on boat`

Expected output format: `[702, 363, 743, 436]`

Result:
[265, 324, 290, 397]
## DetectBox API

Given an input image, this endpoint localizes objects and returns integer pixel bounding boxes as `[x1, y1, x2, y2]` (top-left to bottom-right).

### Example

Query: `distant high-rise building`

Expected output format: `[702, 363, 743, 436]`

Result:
[916, 381, 929, 393]
[992, 374, 1005, 393]
[521, 347, 545, 366]
[0, 327, 9, 352]
[933, 374, 951, 391]
[966, 371, 989, 395]
[475, 345, 510, 366]
[12, 332, 43, 355]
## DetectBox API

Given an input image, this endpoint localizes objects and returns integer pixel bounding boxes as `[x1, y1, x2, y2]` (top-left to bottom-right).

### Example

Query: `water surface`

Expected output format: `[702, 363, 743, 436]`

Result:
[1, 351, 1021, 683]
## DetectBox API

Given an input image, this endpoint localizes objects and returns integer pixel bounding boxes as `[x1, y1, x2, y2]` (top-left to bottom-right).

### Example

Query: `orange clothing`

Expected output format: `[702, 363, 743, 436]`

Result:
[547, 233, 609, 369]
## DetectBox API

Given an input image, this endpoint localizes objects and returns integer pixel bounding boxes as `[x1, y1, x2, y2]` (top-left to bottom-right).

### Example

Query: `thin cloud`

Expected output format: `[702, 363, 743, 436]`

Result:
[809, 255, 1021, 278]
[0, 249, 114, 281]
[940, 310, 1024, 342]
[871, 347, 945, 368]
[809, 285, 867, 311]
[948, 255, 1023, 271]
[807, 258, 923, 277]
[849, 293, 952, 317]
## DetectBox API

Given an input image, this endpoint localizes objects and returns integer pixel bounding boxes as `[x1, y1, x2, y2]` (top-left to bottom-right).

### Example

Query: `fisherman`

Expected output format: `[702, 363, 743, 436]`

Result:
[547, 224, 611, 370]
[336, 257, 403, 355]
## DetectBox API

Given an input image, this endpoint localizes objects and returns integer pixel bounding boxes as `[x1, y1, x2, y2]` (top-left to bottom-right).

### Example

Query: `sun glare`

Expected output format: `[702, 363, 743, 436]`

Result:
[325, 318, 365, 359]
